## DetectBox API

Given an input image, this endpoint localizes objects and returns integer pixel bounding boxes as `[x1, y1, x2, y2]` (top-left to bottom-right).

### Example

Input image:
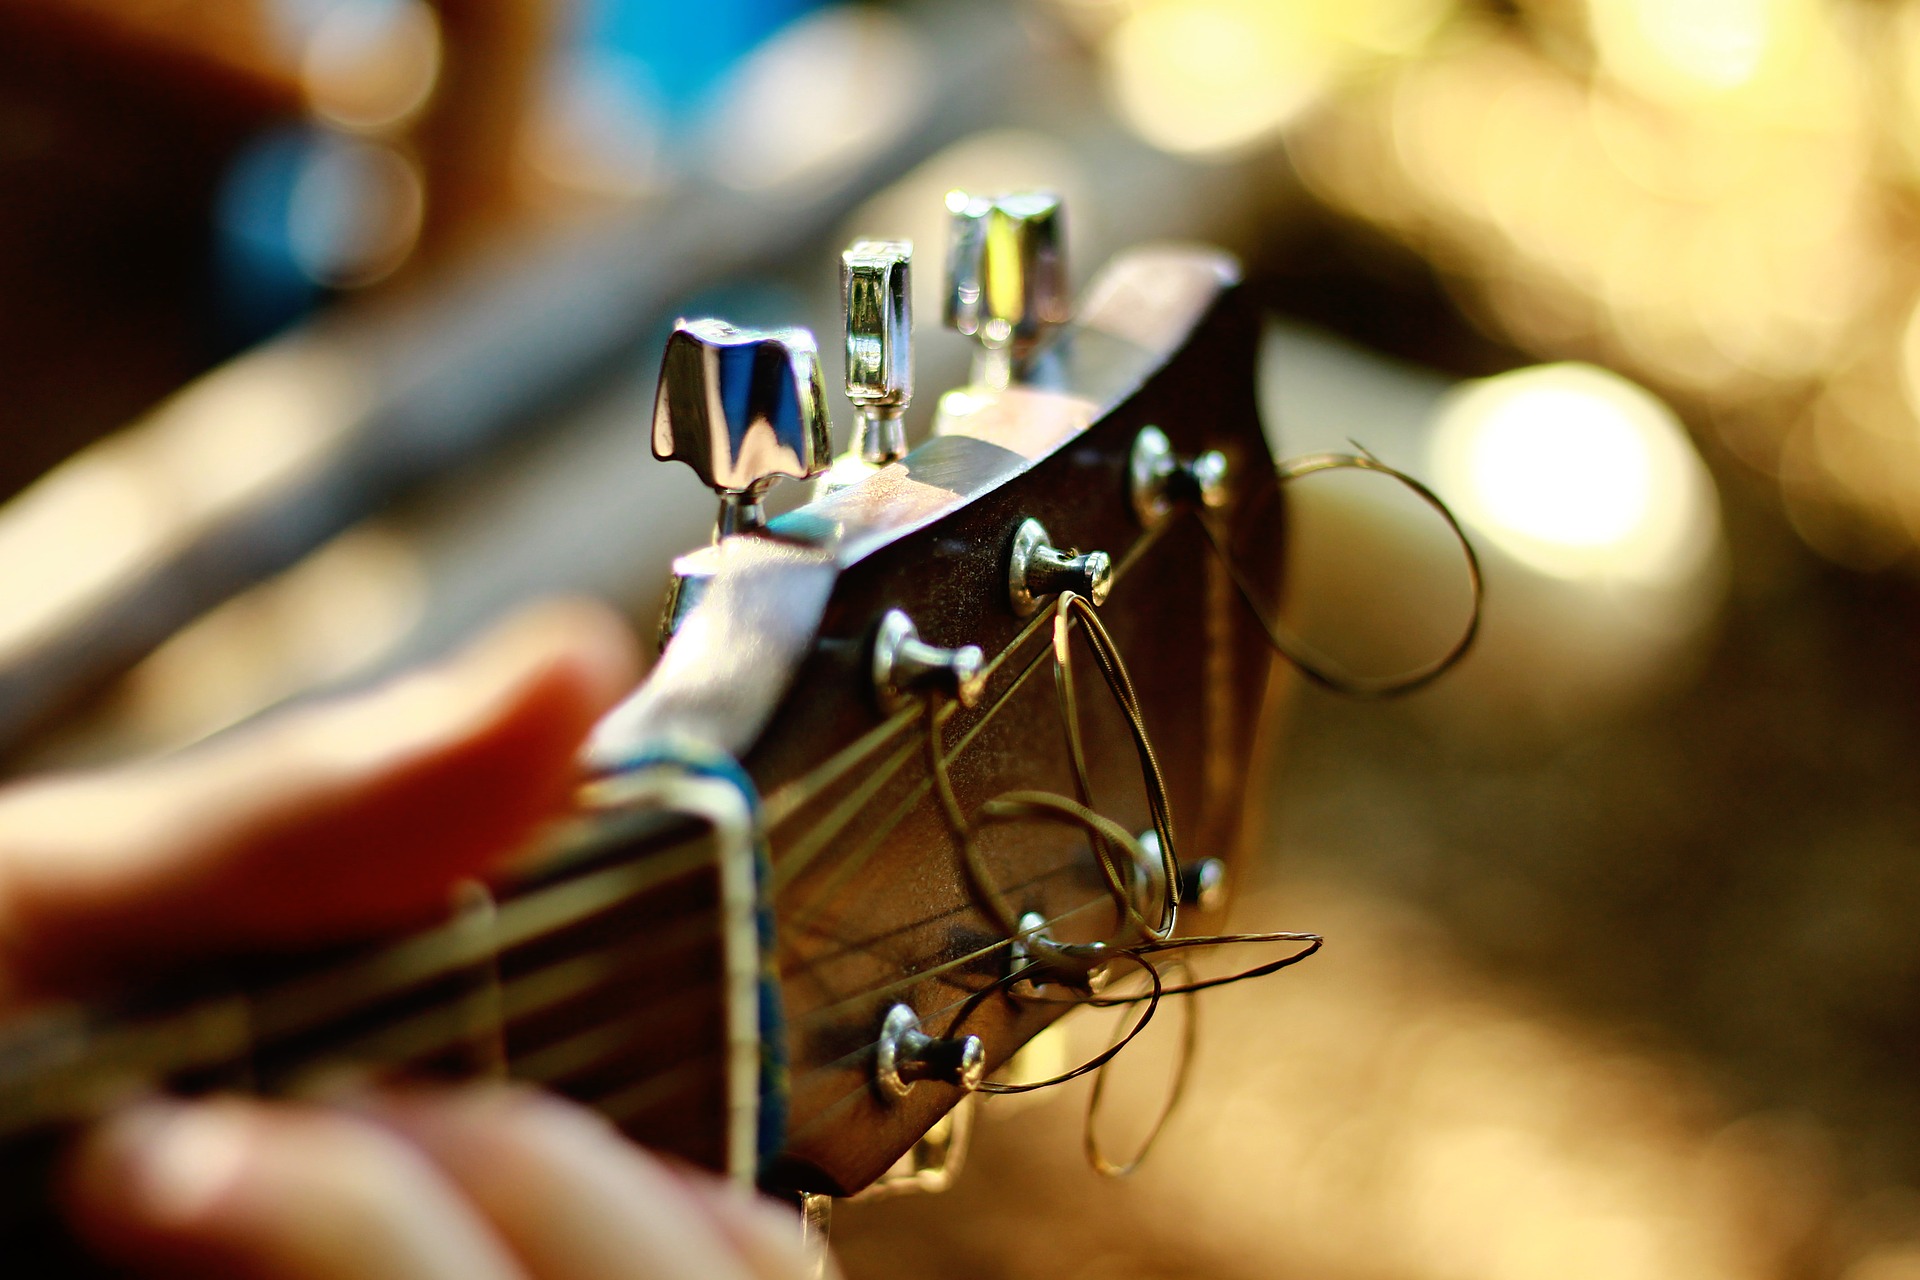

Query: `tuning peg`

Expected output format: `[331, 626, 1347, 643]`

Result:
[1130, 425, 1230, 529]
[871, 609, 984, 711]
[819, 240, 913, 495]
[1007, 518, 1111, 617]
[875, 1004, 985, 1098]
[652, 318, 831, 538]
[845, 240, 913, 461]
[944, 190, 1068, 387]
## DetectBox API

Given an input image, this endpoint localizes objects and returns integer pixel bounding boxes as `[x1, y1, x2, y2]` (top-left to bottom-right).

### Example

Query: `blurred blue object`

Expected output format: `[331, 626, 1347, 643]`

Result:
[212, 125, 325, 349]
[574, 0, 824, 120]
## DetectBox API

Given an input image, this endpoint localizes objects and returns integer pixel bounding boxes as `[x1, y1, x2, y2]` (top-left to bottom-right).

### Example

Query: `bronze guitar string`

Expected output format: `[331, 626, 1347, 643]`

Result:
[913, 442, 1485, 1174]
[0, 565, 1104, 1140]
[0, 449, 1477, 1188]
[1200, 447, 1485, 699]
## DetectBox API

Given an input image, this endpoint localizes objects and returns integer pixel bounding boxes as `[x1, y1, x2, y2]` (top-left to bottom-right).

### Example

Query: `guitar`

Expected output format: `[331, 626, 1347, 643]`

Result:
[0, 189, 1296, 1265]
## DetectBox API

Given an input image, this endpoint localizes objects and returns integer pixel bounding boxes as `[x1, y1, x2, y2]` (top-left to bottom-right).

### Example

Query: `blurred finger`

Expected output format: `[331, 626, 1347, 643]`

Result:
[65, 1097, 528, 1280]
[0, 599, 638, 1002]
[363, 1086, 818, 1280]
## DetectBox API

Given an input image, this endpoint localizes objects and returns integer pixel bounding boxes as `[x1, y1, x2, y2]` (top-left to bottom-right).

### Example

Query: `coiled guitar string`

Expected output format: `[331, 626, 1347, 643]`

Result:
[924, 589, 1322, 1175]
[1202, 446, 1484, 699]
[925, 448, 1477, 1174]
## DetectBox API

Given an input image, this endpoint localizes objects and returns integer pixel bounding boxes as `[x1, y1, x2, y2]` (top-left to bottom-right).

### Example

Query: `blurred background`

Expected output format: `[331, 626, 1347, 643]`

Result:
[4, 0, 1920, 1276]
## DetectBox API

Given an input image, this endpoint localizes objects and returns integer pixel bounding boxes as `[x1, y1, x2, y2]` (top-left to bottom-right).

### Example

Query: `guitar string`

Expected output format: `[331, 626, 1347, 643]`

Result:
[763, 511, 1172, 887]
[0, 563, 1088, 1125]
[1, 458, 1431, 1163]
[1196, 449, 1483, 698]
[777, 631, 1062, 934]
[300, 453, 1456, 1160]
[0, 494, 1181, 1129]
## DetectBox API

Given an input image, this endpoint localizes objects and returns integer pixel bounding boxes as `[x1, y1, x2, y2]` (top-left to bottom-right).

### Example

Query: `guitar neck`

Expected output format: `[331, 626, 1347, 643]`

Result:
[0, 801, 746, 1230]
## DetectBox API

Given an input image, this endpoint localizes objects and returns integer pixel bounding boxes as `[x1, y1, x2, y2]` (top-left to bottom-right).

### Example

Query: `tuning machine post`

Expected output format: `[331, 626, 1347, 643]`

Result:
[871, 609, 984, 712]
[819, 240, 913, 497]
[1008, 519, 1111, 617]
[874, 1004, 985, 1098]
[1130, 425, 1229, 528]
[652, 318, 832, 539]
[944, 190, 1068, 389]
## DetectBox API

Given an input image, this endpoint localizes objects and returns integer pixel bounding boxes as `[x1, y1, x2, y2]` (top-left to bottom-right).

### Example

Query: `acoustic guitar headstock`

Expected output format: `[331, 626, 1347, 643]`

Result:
[585, 190, 1286, 1198]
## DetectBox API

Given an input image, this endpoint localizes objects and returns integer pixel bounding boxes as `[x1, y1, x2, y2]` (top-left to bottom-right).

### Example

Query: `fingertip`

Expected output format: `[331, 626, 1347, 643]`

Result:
[64, 1099, 257, 1263]
[459, 598, 642, 724]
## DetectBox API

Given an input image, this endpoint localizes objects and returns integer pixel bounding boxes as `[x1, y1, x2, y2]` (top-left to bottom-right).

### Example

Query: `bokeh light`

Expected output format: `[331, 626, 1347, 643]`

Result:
[1428, 364, 1716, 587]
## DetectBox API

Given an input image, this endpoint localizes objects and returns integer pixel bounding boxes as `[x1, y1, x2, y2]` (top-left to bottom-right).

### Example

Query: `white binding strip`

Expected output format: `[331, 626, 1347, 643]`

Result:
[588, 768, 762, 1187]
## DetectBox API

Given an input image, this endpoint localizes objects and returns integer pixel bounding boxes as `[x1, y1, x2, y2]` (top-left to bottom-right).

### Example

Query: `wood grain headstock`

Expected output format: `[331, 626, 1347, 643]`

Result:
[592, 238, 1286, 1196]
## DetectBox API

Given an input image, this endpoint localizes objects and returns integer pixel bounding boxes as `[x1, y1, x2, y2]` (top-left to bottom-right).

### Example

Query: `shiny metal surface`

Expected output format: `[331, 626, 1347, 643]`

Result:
[843, 239, 913, 467]
[1128, 424, 1230, 528]
[944, 190, 1069, 386]
[798, 1192, 832, 1280]
[870, 608, 985, 712]
[1006, 517, 1112, 616]
[854, 1096, 975, 1200]
[874, 1004, 986, 1098]
[652, 318, 832, 537]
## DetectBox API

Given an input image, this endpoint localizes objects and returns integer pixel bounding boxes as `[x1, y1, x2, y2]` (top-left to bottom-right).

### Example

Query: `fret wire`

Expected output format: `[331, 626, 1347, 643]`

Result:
[251, 832, 716, 1044]
[0, 847, 718, 1134]
[271, 915, 725, 1094]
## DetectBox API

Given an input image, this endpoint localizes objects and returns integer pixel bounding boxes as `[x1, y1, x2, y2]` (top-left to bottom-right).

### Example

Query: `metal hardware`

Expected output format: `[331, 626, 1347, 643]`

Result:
[1181, 857, 1228, 913]
[652, 318, 831, 538]
[1007, 518, 1112, 616]
[855, 1095, 976, 1199]
[874, 1003, 985, 1098]
[872, 609, 985, 711]
[1130, 425, 1229, 528]
[945, 189, 1068, 387]
[1137, 830, 1228, 914]
[798, 1193, 832, 1280]
[1010, 910, 1110, 994]
[845, 240, 913, 459]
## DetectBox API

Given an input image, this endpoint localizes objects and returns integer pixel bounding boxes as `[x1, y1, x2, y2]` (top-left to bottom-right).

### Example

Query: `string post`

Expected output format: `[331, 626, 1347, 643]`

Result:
[1009, 911, 1111, 995]
[1178, 858, 1228, 914]
[1135, 830, 1227, 915]
[1009, 518, 1111, 616]
[875, 1004, 985, 1098]
[871, 609, 986, 712]
[820, 239, 914, 496]
[1130, 425, 1229, 528]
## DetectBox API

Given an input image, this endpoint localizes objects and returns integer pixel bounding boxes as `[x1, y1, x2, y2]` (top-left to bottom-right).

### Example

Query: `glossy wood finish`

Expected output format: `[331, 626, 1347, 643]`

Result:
[602, 245, 1286, 1194]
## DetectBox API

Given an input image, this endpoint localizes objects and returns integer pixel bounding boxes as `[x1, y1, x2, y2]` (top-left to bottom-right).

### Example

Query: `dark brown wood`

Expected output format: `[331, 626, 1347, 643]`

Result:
[602, 245, 1286, 1195]
[0, 242, 1287, 1249]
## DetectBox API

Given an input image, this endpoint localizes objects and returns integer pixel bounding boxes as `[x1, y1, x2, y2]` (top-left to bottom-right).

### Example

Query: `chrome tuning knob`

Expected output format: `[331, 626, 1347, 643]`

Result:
[652, 318, 831, 538]
[819, 240, 914, 496]
[1130, 425, 1229, 529]
[944, 190, 1068, 387]
[1008, 518, 1111, 617]
[872, 609, 984, 711]
[875, 1004, 985, 1098]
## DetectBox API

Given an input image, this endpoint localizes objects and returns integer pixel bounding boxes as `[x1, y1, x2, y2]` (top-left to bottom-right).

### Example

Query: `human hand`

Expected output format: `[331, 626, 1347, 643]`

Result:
[0, 601, 826, 1278]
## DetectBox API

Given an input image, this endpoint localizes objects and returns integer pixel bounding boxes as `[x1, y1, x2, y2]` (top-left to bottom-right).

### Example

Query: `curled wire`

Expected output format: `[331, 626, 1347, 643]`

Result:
[922, 590, 1324, 1175]
[1198, 446, 1484, 699]
[1085, 956, 1194, 1177]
